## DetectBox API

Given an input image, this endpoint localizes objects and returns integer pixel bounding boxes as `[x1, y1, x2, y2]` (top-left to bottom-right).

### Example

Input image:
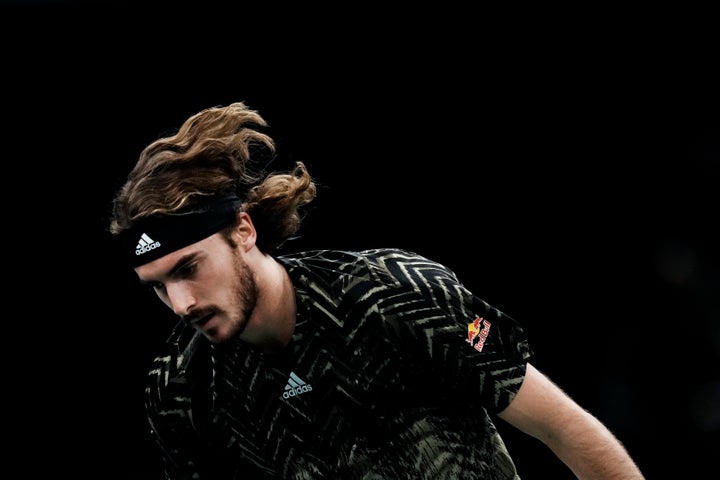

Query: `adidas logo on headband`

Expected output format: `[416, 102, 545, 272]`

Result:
[135, 233, 162, 256]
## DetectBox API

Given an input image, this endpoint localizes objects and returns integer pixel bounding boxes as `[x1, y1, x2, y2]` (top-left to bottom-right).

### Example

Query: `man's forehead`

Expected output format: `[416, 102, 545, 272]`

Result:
[134, 236, 215, 281]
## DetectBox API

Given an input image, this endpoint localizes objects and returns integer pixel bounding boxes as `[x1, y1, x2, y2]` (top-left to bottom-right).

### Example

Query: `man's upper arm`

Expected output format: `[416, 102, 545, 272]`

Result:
[497, 362, 581, 441]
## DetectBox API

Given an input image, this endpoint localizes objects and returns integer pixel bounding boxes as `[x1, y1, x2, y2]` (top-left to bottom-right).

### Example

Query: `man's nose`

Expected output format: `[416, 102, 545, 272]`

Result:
[166, 283, 197, 316]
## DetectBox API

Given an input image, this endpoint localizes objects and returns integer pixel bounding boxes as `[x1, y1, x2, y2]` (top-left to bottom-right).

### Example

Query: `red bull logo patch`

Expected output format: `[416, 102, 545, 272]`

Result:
[466, 316, 491, 352]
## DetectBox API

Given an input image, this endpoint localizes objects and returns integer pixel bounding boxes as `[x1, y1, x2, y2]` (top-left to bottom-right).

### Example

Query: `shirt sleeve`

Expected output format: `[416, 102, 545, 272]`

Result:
[370, 250, 533, 413]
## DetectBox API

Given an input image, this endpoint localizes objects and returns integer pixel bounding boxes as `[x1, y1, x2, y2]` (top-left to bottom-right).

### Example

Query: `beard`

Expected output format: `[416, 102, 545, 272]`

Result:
[230, 249, 259, 337]
[198, 249, 259, 344]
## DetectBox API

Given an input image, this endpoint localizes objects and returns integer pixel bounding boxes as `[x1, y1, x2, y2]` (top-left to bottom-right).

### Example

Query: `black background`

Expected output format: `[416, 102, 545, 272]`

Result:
[5, 3, 719, 479]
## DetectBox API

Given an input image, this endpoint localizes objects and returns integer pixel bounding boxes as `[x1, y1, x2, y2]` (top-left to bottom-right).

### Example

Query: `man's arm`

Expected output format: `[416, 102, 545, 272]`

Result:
[497, 363, 645, 480]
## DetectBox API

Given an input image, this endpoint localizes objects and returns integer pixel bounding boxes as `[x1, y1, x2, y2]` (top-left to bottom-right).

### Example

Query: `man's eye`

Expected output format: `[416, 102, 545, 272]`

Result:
[178, 263, 197, 278]
[144, 282, 164, 293]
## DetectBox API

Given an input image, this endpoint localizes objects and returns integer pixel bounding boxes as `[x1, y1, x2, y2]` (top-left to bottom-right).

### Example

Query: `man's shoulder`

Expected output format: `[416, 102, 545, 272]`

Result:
[278, 248, 456, 292]
[278, 247, 432, 266]
[278, 248, 439, 277]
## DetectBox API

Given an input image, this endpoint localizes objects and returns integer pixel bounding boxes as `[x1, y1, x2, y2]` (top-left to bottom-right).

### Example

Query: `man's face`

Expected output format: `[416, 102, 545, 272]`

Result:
[135, 232, 258, 343]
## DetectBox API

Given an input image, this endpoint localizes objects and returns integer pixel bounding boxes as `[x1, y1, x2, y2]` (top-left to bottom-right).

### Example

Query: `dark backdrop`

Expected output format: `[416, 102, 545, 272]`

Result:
[6, 4, 718, 479]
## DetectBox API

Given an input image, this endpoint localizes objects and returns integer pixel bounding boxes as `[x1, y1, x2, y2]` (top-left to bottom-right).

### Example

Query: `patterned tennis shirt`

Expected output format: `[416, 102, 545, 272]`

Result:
[146, 248, 533, 479]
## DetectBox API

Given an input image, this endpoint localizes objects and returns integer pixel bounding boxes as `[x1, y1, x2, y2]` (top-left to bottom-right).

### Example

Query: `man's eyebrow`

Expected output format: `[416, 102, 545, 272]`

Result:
[137, 253, 198, 286]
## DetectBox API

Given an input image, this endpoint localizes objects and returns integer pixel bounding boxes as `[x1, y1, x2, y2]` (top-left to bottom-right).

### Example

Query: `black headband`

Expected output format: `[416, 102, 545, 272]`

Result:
[118, 194, 242, 268]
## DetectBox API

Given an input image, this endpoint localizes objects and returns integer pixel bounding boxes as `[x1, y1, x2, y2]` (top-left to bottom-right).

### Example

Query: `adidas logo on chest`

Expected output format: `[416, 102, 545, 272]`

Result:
[282, 371, 313, 399]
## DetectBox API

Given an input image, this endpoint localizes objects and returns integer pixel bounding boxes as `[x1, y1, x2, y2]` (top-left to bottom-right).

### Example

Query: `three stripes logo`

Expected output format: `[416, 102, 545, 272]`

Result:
[282, 371, 313, 399]
[135, 233, 161, 257]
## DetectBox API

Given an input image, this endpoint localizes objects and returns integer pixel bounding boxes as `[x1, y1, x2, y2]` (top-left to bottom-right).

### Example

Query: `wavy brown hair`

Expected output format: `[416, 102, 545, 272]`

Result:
[109, 102, 317, 254]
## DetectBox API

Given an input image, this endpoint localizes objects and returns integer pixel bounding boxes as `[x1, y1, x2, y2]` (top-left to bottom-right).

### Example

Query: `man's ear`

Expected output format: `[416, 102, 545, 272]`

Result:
[235, 211, 257, 251]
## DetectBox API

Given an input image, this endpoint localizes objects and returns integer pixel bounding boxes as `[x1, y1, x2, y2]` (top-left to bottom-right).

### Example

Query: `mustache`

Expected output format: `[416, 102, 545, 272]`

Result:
[181, 307, 217, 325]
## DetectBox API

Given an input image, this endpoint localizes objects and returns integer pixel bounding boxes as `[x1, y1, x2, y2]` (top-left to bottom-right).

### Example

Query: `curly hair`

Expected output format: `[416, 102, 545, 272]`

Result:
[109, 102, 316, 254]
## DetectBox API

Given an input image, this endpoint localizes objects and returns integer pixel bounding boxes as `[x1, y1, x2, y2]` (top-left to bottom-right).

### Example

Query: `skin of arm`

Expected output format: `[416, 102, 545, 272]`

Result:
[497, 363, 645, 480]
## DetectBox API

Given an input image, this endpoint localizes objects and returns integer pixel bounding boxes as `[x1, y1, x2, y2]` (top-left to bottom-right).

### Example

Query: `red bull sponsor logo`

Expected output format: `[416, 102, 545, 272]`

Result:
[466, 316, 491, 352]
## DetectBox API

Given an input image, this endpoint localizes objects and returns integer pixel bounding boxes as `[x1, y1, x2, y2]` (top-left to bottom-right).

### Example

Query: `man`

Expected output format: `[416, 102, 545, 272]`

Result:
[108, 101, 645, 479]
